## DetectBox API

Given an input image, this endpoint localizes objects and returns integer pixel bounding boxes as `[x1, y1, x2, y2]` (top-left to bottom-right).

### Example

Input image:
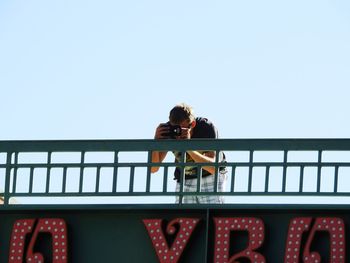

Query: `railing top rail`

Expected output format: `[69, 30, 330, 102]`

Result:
[1, 138, 350, 152]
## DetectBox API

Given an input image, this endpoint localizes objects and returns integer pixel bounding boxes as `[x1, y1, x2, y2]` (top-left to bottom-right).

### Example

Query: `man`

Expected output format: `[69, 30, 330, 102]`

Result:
[151, 103, 226, 204]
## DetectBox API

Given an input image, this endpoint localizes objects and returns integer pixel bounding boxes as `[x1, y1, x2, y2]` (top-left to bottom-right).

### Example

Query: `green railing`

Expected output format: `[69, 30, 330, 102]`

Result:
[1, 139, 350, 207]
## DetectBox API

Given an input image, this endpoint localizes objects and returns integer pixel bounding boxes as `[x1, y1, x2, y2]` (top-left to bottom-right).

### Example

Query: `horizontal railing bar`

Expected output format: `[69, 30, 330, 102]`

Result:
[2, 138, 350, 152]
[3, 204, 350, 211]
[6, 162, 350, 168]
[7, 192, 350, 197]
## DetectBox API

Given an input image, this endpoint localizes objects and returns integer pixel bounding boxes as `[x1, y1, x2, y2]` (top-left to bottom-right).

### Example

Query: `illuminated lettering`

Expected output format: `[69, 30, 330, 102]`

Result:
[213, 217, 265, 262]
[8, 218, 68, 263]
[284, 217, 345, 263]
[143, 218, 200, 263]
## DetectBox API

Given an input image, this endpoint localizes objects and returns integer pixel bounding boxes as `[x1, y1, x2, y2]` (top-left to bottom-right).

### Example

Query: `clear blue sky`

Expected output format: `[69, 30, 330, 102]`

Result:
[1, 0, 350, 140]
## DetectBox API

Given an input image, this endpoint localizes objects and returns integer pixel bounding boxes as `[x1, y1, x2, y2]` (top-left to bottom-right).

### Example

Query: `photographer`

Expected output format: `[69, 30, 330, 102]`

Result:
[151, 103, 226, 204]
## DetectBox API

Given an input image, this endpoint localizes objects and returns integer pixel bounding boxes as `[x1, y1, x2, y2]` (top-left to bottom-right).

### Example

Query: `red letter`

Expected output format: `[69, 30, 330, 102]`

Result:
[284, 217, 345, 263]
[284, 217, 312, 262]
[143, 218, 200, 263]
[9, 218, 68, 263]
[9, 219, 36, 263]
[214, 217, 265, 262]
[26, 218, 68, 262]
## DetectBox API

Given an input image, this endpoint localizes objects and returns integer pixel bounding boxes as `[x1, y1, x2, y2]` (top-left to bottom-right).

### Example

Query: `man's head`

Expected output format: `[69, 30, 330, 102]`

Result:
[169, 103, 196, 128]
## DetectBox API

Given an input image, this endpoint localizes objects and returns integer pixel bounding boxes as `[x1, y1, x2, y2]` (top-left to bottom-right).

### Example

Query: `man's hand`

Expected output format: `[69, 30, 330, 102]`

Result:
[154, 123, 170, 139]
[186, 151, 216, 175]
[177, 127, 191, 140]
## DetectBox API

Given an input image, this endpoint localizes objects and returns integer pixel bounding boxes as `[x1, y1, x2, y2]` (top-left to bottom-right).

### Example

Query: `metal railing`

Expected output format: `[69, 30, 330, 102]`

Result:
[1, 139, 350, 207]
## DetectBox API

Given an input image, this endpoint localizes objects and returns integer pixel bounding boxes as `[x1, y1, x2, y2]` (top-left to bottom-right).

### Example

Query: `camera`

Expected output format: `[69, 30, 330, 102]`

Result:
[161, 123, 182, 138]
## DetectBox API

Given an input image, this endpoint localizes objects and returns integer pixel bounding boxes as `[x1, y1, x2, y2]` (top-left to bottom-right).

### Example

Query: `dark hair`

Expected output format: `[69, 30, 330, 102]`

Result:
[169, 103, 195, 124]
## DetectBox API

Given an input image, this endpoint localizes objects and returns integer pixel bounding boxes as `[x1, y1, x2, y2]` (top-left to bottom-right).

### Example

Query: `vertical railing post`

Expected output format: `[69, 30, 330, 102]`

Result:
[248, 150, 253, 193]
[230, 166, 236, 193]
[264, 166, 270, 193]
[146, 150, 152, 193]
[78, 151, 85, 194]
[29, 167, 34, 194]
[46, 152, 52, 194]
[196, 167, 203, 194]
[213, 150, 219, 193]
[96, 166, 101, 193]
[4, 151, 12, 206]
[334, 166, 339, 193]
[162, 166, 168, 193]
[282, 150, 288, 193]
[178, 151, 186, 205]
[62, 167, 67, 193]
[299, 165, 305, 193]
[129, 166, 135, 193]
[112, 151, 119, 193]
[12, 152, 18, 195]
[317, 150, 322, 193]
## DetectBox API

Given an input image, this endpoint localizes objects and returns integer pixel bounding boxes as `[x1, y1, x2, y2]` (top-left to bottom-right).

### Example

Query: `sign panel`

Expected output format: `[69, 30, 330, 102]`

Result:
[0, 208, 347, 262]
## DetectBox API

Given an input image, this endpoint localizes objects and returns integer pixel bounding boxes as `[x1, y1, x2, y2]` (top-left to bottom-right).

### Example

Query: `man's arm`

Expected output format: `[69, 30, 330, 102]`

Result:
[179, 121, 217, 175]
[151, 151, 168, 173]
[186, 151, 216, 175]
[151, 124, 170, 173]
